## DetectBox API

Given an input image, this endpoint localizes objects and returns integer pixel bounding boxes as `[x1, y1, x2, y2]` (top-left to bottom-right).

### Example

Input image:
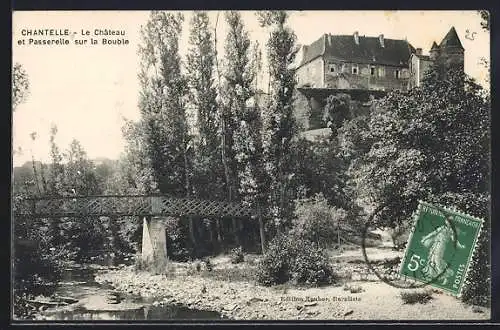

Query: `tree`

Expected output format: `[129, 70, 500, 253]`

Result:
[135, 11, 198, 257]
[343, 66, 490, 305]
[257, 11, 298, 233]
[349, 67, 489, 227]
[224, 11, 267, 250]
[12, 63, 30, 111]
[137, 11, 191, 197]
[186, 11, 224, 253]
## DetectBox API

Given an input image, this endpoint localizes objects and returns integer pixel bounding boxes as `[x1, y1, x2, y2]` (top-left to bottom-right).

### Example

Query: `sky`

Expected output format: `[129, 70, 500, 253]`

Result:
[12, 10, 490, 167]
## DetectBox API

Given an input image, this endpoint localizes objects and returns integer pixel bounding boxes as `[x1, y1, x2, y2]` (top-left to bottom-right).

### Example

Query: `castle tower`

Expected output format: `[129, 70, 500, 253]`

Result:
[429, 41, 440, 60]
[437, 26, 464, 71]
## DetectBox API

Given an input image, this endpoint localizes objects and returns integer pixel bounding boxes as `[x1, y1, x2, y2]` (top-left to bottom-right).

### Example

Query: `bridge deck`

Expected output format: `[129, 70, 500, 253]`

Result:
[13, 195, 255, 218]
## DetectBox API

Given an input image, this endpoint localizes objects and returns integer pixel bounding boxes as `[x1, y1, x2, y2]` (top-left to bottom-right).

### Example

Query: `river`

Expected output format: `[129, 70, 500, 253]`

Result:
[38, 265, 223, 320]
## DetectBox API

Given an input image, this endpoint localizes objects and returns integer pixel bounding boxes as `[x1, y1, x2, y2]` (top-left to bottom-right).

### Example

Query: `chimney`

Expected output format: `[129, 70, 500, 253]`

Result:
[353, 31, 359, 45]
[379, 34, 384, 48]
[416, 48, 422, 55]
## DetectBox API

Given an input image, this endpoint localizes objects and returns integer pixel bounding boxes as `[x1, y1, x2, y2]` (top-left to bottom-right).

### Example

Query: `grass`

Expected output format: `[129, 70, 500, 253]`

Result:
[400, 289, 434, 304]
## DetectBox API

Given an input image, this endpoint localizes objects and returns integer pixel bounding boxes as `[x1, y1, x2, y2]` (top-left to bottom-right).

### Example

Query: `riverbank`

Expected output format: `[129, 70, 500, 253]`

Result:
[94, 252, 490, 320]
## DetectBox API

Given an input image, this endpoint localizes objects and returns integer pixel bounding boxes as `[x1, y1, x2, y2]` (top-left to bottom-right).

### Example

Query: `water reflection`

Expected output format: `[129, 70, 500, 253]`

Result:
[41, 266, 222, 320]
[47, 305, 222, 320]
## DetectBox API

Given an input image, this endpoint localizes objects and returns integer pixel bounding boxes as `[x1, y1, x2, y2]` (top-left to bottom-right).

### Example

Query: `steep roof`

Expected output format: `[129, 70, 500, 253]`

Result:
[299, 33, 416, 68]
[438, 26, 464, 50]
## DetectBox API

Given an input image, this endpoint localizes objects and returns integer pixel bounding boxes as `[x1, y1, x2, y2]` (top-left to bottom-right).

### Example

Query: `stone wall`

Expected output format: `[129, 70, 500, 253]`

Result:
[323, 61, 409, 91]
[296, 57, 324, 88]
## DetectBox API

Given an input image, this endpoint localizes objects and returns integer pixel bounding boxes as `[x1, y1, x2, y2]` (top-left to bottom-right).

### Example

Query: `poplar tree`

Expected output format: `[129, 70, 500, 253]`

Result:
[137, 11, 191, 197]
[186, 11, 222, 198]
[136, 11, 196, 253]
[224, 11, 267, 250]
[257, 11, 298, 233]
[186, 11, 223, 250]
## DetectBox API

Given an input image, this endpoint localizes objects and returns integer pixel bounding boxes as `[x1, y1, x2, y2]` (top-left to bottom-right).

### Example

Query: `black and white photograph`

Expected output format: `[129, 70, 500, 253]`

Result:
[12, 10, 491, 321]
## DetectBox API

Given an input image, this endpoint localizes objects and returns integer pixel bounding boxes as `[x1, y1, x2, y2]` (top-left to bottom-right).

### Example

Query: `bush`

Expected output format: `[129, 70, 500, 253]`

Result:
[292, 194, 347, 248]
[230, 246, 244, 264]
[389, 221, 411, 250]
[461, 223, 490, 307]
[400, 289, 433, 304]
[344, 283, 364, 293]
[256, 233, 336, 286]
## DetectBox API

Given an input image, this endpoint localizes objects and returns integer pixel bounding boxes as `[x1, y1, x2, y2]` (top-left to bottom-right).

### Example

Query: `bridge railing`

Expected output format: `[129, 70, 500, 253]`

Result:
[13, 195, 255, 218]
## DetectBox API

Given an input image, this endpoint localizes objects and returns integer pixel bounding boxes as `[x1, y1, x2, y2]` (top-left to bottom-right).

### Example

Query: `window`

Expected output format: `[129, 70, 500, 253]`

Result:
[328, 63, 336, 73]
[370, 66, 376, 76]
[395, 69, 401, 79]
[352, 65, 359, 75]
[378, 67, 385, 77]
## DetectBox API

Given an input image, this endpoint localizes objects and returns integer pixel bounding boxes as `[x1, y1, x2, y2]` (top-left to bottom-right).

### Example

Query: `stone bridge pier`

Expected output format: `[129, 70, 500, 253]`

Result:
[141, 216, 168, 271]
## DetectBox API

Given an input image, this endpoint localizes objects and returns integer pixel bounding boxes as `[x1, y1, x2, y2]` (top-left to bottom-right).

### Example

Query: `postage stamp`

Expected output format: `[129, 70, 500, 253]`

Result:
[399, 200, 484, 297]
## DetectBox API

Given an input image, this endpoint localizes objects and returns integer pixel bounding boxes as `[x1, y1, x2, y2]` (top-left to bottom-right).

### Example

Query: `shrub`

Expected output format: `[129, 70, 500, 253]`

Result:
[389, 222, 411, 250]
[344, 283, 364, 293]
[204, 257, 213, 272]
[230, 246, 245, 264]
[256, 233, 336, 286]
[400, 289, 433, 304]
[292, 194, 348, 248]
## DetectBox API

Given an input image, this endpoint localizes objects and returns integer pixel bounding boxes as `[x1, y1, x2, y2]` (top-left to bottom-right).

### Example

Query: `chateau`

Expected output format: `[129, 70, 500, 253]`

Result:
[293, 27, 464, 132]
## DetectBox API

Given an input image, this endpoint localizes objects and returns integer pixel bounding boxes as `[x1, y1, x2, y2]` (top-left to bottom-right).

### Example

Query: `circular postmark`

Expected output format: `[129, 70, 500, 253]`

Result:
[361, 207, 461, 290]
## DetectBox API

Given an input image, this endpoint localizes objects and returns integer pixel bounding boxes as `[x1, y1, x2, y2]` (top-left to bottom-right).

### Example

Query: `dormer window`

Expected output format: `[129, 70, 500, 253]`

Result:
[352, 65, 359, 75]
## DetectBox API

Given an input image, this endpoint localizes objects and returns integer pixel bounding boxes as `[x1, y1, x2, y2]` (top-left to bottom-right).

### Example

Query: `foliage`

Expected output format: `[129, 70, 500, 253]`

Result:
[187, 11, 224, 200]
[478, 10, 490, 31]
[137, 11, 191, 197]
[257, 10, 299, 232]
[293, 138, 353, 211]
[400, 289, 433, 304]
[256, 233, 336, 286]
[225, 11, 267, 208]
[165, 216, 192, 262]
[230, 246, 244, 264]
[346, 67, 490, 229]
[323, 93, 352, 134]
[340, 66, 490, 305]
[12, 62, 30, 110]
[291, 193, 347, 248]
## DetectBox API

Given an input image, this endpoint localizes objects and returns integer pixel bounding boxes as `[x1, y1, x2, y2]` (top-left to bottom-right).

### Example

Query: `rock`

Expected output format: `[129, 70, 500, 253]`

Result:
[472, 306, 484, 314]
[304, 302, 317, 307]
[224, 304, 238, 311]
[247, 297, 263, 304]
[296, 305, 303, 310]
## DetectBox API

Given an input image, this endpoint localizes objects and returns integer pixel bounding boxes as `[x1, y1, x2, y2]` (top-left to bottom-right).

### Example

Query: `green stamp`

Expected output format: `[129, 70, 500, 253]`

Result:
[399, 201, 484, 296]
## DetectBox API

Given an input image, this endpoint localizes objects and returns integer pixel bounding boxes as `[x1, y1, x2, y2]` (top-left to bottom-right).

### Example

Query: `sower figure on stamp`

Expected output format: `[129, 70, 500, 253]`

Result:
[420, 215, 465, 285]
